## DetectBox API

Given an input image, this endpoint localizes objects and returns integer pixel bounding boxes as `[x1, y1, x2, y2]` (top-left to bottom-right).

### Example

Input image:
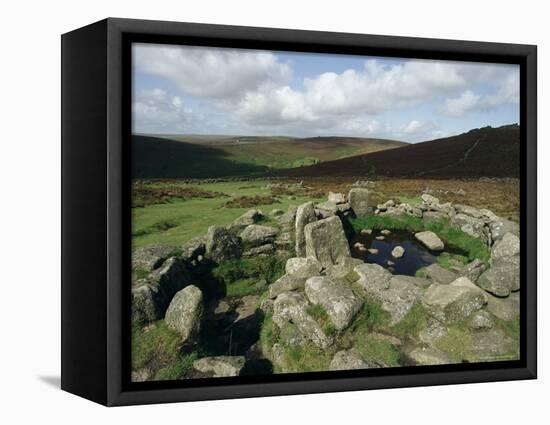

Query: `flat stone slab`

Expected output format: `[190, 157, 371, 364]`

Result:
[415, 231, 445, 251]
[424, 263, 458, 285]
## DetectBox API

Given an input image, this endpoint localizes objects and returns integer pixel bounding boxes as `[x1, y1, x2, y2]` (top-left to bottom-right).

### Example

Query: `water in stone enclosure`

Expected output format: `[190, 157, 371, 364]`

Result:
[350, 230, 441, 276]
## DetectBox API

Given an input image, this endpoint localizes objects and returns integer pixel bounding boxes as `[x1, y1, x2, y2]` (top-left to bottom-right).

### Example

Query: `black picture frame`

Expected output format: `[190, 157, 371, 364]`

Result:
[61, 17, 537, 406]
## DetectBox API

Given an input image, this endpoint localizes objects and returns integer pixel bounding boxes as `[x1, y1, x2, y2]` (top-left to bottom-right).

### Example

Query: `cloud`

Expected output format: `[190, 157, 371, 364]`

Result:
[133, 44, 292, 101]
[443, 90, 482, 116]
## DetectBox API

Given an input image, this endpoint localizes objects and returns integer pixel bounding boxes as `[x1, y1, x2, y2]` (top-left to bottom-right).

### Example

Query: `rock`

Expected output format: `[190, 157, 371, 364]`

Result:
[381, 229, 391, 235]
[422, 277, 488, 323]
[277, 206, 297, 227]
[489, 218, 519, 243]
[180, 236, 206, 262]
[329, 349, 377, 371]
[269, 274, 306, 299]
[422, 211, 448, 224]
[304, 216, 351, 267]
[273, 292, 333, 348]
[305, 276, 363, 331]
[368, 248, 379, 255]
[328, 192, 346, 204]
[348, 188, 370, 218]
[337, 203, 351, 213]
[470, 310, 494, 329]
[240, 224, 279, 247]
[324, 257, 363, 280]
[418, 318, 448, 345]
[269, 209, 284, 216]
[230, 209, 263, 232]
[242, 243, 274, 257]
[131, 257, 191, 324]
[457, 259, 486, 283]
[491, 232, 520, 261]
[234, 295, 260, 324]
[486, 292, 520, 321]
[455, 204, 483, 218]
[354, 264, 421, 324]
[285, 257, 323, 279]
[295, 202, 317, 257]
[392, 246, 405, 258]
[360, 229, 372, 236]
[407, 347, 450, 365]
[259, 298, 274, 314]
[192, 356, 245, 377]
[421, 193, 440, 206]
[165, 285, 203, 344]
[466, 328, 517, 362]
[205, 226, 242, 263]
[423, 264, 458, 285]
[132, 245, 175, 271]
[131, 368, 152, 382]
[415, 231, 444, 251]
[274, 231, 293, 251]
[477, 256, 520, 297]
[376, 236, 385, 240]
[391, 274, 432, 289]
[316, 201, 339, 214]
[451, 213, 490, 245]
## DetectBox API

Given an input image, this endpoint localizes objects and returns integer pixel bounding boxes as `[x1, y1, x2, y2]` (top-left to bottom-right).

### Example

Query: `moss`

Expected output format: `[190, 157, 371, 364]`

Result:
[354, 335, 400, 367]
[415, 267, 429, 278]
[434, 320, 473, 362]
[390, 303, 430, 339]
[306, 304, 337, 337]
[436, 251, 469, 269]
[280, 342, 336, 373]
[133, 267, 150, 280]
[154, 352, 198, 381]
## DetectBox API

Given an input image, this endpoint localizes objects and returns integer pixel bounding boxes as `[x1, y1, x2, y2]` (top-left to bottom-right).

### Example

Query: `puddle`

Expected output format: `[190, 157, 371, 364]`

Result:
[350, 230, 440, 276]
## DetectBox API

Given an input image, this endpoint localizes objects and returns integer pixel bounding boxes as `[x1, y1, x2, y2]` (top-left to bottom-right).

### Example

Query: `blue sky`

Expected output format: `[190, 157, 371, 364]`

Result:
[132, 43, 519, 142]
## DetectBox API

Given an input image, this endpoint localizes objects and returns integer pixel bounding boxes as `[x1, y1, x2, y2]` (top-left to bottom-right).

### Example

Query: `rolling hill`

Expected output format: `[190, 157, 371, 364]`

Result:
[132, 135, 406, 178]
[274, 124, 520, 179]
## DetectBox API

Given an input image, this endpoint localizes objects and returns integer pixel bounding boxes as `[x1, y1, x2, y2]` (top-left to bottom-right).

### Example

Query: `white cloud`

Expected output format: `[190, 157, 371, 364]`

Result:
[443, 90, 481, 116]
[133, 44, 292, 101]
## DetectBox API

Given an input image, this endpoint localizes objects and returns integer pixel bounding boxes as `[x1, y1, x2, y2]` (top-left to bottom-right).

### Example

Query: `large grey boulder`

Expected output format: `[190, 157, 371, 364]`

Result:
[489, 218, 520, 243]
[324, 257, 364, 280]
[315, 201, 340, 215]
[242, 243, 274, 257]
[295, 202, 317, 257]
[421, 193, 440, 207]
[240, 224, 279, 247]
[418, 318, 448, 345]
[304, 216, 351, 267]
[165, 285, 203, 344]
[328, 192, 346, 204]
[132, 244, 175, 271]
[456, 259, 486, 283]
[131, 257, 190, 324]
[181, 236, 206, 262]
[455, 204, 484, 218]
[229, 209, 263, 232]
[422, 277, 488, 323]
[466, 328, 517, 362]
[205, 225, 242, 263]
[391, 274, 432, 289]
[486, 292, 520, 321]
[305, 276, 363, 331]
[348, 188, 370, 218]
[415, 231, 444, 251]
[329, 349, 378, 371]
[451, 213, 490, 245]
[491, 232, 520, 261]
[422, 211, 448, 224]
[423, 263, 458, 285]
[477, 256, 520, 297]
[354, 263, 421, 324]
[407, 347, 451, 365]
[277, 206, 297, 228]
[273, 292, 333, 348]
[192, 356, 245, 377]
[268, 274, 306, 299]
[285, 257, 323, 279]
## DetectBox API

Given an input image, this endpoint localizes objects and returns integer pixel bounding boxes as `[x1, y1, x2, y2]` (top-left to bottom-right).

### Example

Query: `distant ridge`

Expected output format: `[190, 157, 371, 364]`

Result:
[274, 124, 520, 179]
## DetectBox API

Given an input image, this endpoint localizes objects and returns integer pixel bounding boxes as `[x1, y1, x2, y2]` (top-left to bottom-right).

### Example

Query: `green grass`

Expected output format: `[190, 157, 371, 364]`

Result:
[306, 304, 338, 337]
[399, 195, 422, 205]
[434, 320, 473, 363]
[132, 321, 197, 380]
[280, 342, 336, 373]
[436, 251, 469, 269]
[390, 303, 430, 339]
[354, 335, 400, 367]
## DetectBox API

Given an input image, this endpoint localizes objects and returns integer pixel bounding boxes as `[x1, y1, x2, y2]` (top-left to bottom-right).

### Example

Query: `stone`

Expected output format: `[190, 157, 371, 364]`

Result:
[455, 204, 483, 218]
[424, 263, 458, 284]
[337, 203, 351, 213]
[376, 236, 385, 241]
[132, 244, 175, 272]
[324, 257, 363, 280]
[230, 209, 263, 232]
[305, 276, 363, 330]
[477, 256, 520, 297]
[381, 229, 391, 235]
[422, 211, 448, 224]
[457, 259, 486, 283]
[422, 277, 488, 323]
[192, 356, 245, 377]
[180, 236, 206, 262]
[354, 263, 421, 324]
[418, 318, 448, 345]
[466, 329, 518, 362]
[329, 349, 377, 371]
[328, 192, 346, 204]
[259, 298, 274, 314]
[268, 274, 306, 299]
[392, 246, 405, 258]
[486, 292, 520, 321]
[277, 206, 297, 227]
[131, 368, 152, 382]
[304, 216, 351, 267]
[205, 226, 242, 263]
[165, 285, 203, 344]
[451, 213, 490, 245]
[391, 274, 432, 289]
[285, 257, 323, 279]
[295, 202, 317, 257]
[242, 244, 274, 257]
[368, 248, 379, 255]
[360, 229, 372, 236]
[273, 292, 333, 348]
[348, 188, 370, 218]
[489, 218, 520, 243]
[316, 201, 340, 214]
[131, 257, 191, 324]
[407, 347, 450, 365]
[421, 193, 440, 206]
[491, 232, 520, 261]
[415, 231, 444, 251]
[269, 209, 284, 216]
[470, 310, 494, 330]
[240, 224, 279, 247]
[234, 295, 260, 324]
[353, 242, 365, 249]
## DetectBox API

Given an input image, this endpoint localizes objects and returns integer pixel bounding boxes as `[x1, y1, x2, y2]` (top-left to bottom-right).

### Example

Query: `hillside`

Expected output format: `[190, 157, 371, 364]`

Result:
[274, 125, 520, 179]
[132, 135, 405, 178]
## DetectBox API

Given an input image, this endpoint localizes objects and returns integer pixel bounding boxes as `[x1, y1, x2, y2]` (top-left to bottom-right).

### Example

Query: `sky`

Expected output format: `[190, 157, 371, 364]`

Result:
[132, 43, 520, 143]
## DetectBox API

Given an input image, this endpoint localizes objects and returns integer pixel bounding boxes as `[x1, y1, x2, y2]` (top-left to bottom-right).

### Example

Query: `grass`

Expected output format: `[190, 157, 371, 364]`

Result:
[436, 251, 469, 268]
[306, 304, 337, 337]
[434, 320, 473, 363]
[390, 303, 430, 339]
[349, 215, 490, 264]
[354, 335, 400, 367]
[279, 343, 336, 373]
[132, 321, 197, 380]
